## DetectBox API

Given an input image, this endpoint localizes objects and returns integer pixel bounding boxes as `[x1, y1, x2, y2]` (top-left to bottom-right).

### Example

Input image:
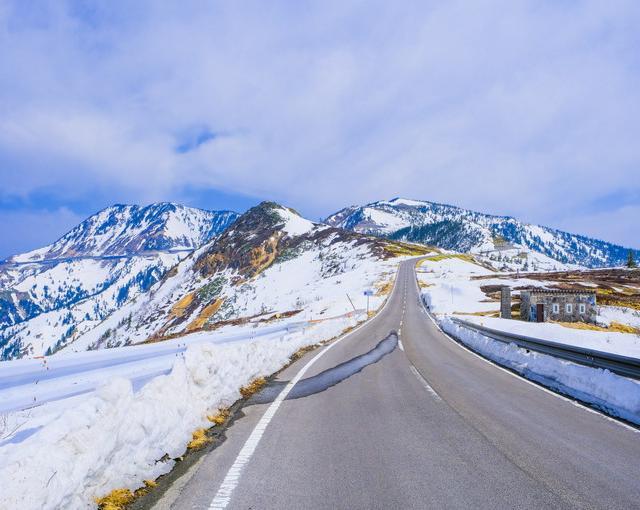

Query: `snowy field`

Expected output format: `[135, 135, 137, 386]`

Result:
[418, 254, 640, 425]
[418, 255, 640, 357]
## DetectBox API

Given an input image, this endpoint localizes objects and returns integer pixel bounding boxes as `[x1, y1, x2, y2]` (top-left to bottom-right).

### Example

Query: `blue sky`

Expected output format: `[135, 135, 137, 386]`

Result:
[1, 0, 639, 259]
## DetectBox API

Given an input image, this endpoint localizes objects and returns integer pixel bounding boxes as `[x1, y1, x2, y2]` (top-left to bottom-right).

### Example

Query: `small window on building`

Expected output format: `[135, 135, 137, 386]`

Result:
[566, 303, 573, 314]
[552, 303, 560, 314]
[579, 303, 586, 314]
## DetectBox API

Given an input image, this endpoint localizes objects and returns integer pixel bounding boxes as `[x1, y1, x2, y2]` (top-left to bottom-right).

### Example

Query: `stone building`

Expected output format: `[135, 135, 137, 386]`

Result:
[520, 289, 596, 323]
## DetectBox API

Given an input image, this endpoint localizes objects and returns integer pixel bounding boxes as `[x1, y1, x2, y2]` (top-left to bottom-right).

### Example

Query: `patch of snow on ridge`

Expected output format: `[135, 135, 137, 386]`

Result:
[277, 207, 315, 236]
[364, 207, 409, 232]
[387, 198, 427, 207]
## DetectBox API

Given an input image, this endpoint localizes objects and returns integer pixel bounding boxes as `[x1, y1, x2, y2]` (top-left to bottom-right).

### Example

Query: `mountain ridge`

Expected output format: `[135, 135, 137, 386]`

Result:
[0, 202, 239, 359]
[69, 201, 418, 350]
[326, 197, 638, 268]
[6, 202, 239, 264]
[2, 196, 637, 360]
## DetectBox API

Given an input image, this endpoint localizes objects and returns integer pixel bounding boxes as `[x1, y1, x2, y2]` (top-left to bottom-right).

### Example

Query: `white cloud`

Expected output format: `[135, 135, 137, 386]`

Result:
[0, 0, 638, 245]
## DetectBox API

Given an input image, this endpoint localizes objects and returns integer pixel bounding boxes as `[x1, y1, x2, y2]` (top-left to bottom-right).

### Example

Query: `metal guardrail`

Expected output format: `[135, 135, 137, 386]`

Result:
[0, 309, 367, 414]
[0, 322, 307, 414]
[450, 317, 640, 381]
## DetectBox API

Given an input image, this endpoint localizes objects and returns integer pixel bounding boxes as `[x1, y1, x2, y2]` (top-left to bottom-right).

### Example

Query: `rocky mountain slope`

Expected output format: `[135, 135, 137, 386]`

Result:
[69, 202, 424, 351]
[0, 203, 238, 359]
[326, 198, 639, 269]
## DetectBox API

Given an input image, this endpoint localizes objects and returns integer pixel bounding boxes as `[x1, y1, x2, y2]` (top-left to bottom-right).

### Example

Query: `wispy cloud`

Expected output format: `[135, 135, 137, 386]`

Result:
[0, 0, 638, 247]
[175, 128, 220, 154]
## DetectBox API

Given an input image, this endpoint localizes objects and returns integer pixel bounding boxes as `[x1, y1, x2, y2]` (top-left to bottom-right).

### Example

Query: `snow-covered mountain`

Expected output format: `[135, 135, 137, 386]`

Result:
[7, 203, 238, 263]
[326, 198, 639, 269]
[69, 201, 422, 351]
[7, 194, 634, 360]
[0, 203, 238, 359]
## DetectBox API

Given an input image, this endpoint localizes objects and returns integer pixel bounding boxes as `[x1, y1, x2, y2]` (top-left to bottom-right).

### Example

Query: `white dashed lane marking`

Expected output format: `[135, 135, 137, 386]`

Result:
[410, 365, 442, 402]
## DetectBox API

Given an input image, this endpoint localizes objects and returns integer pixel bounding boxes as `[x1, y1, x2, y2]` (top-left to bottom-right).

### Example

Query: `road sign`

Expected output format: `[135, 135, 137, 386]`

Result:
[363, 290, 374, 296]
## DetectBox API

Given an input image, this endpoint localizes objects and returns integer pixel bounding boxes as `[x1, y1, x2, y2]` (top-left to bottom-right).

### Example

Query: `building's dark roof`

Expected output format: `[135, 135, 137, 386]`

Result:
[523, 288, 596, 295]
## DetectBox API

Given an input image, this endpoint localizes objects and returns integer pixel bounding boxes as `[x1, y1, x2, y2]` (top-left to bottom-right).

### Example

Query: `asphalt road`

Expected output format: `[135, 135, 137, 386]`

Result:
[153, 260, 640, 510]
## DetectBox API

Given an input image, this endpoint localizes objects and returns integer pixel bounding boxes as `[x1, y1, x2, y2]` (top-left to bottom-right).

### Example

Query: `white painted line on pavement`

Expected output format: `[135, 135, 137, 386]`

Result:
[209, 335, 346, 509]
[420, 302, 640, 434]
[398, 339, 404, 351]
[209, 262, 410, 508]
[410, 365, 442, 402]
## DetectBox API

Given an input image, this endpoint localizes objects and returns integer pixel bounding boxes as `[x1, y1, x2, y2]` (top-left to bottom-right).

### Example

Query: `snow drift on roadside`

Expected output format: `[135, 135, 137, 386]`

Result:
[441, 317, 640, 425]
[458, 315, 640, 359]
[0, 318, 351, 510]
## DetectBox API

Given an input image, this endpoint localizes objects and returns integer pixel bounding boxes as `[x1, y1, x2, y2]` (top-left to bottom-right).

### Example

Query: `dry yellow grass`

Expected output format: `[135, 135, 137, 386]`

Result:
[418, 281, 433, 288]
[169, 293, 195, 318]
[187, 428, 213, 450]
[207, 408, 230, 426]
[94, 479, 159, 509]
[424, 253, 477, 264]
[375, 280, 394, 296]
[249, 236, 280, 276]
[186, 298, 224, 332]
[610, 321, 640, 334]
[240, 376, 267, 399]
[95, 488, 135, 510]
[600, 297, 640, 311]
[337, 323, 358, 337]
[289, 344, 318, 363]
[454, 310, 500, 317]
[417, 254, 439, 267]
[385, 242, 431, 257]
[556, 321, 640, 335]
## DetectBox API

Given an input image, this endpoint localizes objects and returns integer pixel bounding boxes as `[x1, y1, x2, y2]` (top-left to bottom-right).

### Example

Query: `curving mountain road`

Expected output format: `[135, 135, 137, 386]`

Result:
[151, 260, 640, 510]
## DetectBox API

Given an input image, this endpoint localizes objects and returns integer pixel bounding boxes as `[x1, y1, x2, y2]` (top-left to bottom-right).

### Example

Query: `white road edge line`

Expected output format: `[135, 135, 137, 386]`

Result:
[421, 302, 640, 435]
[412, 260, 639, 434]
[409, 365, 442, 401]
[208, 262, 406, 509]
[209, 340, 342, 509]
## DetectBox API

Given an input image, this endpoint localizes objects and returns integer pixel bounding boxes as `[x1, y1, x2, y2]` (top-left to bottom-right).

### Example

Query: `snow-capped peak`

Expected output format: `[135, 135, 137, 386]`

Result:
[8, 203, 239, 263]
[275, 206, 316, 236]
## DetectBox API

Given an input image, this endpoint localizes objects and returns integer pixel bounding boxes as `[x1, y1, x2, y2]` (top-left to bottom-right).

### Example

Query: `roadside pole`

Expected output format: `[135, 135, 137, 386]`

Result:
[364, 289, 374, 316]
[346, 293, 357, 312]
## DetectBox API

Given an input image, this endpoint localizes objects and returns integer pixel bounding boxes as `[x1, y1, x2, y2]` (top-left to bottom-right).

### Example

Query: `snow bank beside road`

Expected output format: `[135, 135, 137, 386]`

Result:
[458, 315, 640, 359]
[0, 318, 351, 510]
[441, 317, 640, 426]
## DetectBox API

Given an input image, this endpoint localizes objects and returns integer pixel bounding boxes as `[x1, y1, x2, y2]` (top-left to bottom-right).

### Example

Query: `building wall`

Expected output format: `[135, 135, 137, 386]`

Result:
[520, 292, 596, 323]
[500, 287, 512, 319]
[520, 292, 532, 321]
